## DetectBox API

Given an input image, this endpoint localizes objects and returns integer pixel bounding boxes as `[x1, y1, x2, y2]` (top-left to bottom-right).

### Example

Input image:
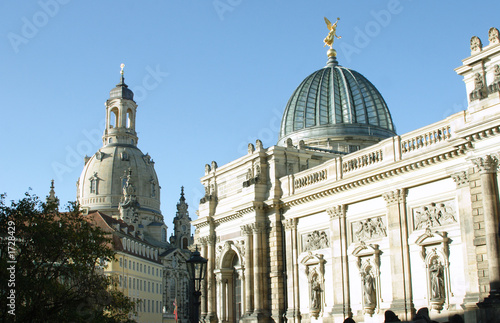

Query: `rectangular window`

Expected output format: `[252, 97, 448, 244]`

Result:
[148, 281, 151, 292]
[129, 277, 131, 289]
[124, 259, 127, 268]
[119, 276, 122, 287]
[133, 278, 135, 290]
[148, 300, 150, 312]
[129, 260, 131, 268]
[124, 276, 127, 288]
[133, 261, 135, 270]
[119, 258, 122, 267]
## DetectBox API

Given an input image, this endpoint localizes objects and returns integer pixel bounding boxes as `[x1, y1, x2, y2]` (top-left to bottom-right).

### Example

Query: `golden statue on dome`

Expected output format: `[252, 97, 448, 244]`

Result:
[323, 17, 341, 48]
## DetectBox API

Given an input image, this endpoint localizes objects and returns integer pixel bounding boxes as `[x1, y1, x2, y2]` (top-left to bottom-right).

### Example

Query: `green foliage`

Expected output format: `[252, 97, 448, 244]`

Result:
[0, 193, 137, 322]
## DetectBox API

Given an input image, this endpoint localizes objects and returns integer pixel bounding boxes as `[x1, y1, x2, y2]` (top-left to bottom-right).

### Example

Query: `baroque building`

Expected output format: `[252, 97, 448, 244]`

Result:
[192, 27, 500, 322]
[77, 66, 193, 323]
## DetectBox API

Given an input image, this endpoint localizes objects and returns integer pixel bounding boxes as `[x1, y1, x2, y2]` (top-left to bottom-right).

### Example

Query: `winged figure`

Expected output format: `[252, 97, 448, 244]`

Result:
[323, 17, 341, 48]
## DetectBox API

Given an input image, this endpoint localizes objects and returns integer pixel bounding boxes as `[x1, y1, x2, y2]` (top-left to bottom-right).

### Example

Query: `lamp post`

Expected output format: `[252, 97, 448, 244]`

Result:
[187, 246, 207, 323]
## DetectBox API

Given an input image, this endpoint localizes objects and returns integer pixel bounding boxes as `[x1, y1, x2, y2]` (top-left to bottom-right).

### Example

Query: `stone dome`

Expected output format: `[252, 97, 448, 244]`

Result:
[77, 145, 161, 216]
[278, 56, 396, 152]
[77, 72, 161, 220]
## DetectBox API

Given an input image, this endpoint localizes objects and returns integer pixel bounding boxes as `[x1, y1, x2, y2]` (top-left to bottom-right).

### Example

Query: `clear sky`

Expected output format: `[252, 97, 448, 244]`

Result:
[1, 1, 499, 232]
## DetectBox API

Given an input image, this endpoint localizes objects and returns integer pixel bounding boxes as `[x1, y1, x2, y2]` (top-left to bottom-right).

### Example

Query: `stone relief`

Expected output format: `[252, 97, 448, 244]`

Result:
[352, 216, 387, 243]
[488, 64, 500, 94]
[413, 201, 457, 230]
[301, 253, 325, 319]
[489, 27, 500, 45]
[470, 36, 482, 53]
[470, 73, 486, 101]
[353, 243, 381, 316]
[302, 230, 329, 252]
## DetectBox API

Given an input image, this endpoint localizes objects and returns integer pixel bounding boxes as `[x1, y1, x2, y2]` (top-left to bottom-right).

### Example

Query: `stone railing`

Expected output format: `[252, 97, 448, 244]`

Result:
[400, 123, 452, 154]
[342, 149, 383, 173]
[294, 168, 328, 189]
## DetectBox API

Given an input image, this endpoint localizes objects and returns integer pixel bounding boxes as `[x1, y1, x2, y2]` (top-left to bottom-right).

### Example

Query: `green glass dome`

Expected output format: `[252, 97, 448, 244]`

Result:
[278, 56, 396, 152]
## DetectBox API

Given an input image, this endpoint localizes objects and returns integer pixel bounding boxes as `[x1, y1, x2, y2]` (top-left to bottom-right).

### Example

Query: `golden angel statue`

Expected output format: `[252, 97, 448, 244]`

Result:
[323, 17, 341, 48]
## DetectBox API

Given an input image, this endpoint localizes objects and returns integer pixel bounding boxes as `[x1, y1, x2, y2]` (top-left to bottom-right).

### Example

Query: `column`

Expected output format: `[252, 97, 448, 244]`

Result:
[327, 205, 351, 319]
[382, 189, 414, 321]
[451, 171, 481, 320]
[252, 222, 265, 317]
[200, 239, 209, 318]
[473, 155, 500, 319]
[241, 224, 254, 316]
[283, 218, 300, 322]
[206, 234, 218, 323]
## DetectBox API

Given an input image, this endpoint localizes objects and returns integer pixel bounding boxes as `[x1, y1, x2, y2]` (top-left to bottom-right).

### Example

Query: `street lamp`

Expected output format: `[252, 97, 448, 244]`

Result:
[187, 246, 207, 323]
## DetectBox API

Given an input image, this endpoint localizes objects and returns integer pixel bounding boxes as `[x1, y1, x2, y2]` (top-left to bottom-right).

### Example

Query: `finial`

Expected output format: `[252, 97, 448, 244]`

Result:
[180, 186, 185, 201]
[120, 63, 125, 75]
[118, 63, 125, 85]
[323, 17, 341, 59]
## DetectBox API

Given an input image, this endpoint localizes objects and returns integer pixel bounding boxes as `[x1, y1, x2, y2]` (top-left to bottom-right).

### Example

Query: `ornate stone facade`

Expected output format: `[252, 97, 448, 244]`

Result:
[192, 26, 500, 323]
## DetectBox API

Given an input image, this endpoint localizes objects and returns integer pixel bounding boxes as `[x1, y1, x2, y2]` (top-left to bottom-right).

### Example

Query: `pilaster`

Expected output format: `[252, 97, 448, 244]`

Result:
[382, 189, 414, 321]
[327, 205, 352, 319]
[283, 218, 301, 323]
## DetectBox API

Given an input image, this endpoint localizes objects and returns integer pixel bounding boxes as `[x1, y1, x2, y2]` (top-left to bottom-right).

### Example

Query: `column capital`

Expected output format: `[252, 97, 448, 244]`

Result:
[283, 218, 297, 231]
[252, 222, 266, 233]
[382, 188, 407, 206]
[327, 205, 346, 219]
[240, 224, 253, 236]
[472, 154, 499, 174]
[451, 171, 469, 188]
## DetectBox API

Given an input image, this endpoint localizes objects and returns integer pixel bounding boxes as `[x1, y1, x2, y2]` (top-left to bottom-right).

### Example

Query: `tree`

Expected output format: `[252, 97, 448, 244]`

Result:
[0, 193, 137, 322]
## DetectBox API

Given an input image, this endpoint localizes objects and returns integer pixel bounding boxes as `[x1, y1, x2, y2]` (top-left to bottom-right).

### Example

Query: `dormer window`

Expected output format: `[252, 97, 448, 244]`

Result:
[89, 173, 99, 194]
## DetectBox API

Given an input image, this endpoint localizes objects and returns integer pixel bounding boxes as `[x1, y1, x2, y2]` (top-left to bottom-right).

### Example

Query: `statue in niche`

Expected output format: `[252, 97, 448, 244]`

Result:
[362, 269, 376, 306]
[429, 258, 445, 300]
[310, 270, 322, 310]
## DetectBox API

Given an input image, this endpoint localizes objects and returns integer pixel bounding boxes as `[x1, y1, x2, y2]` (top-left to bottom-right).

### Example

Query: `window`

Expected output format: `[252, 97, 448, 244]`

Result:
[148, 266, 150, 275]
[156, 268, 159, 276]
[133, 278, 135, 290]
[140, 264, 142, 272]
[148, 281, 150, 292]
[129, 260, 131, 268]
[129, 277, 131, 289]
[133, 261, 135, 271]
[119, 276, 122, 287]
[119, 258, 122, 267]
[124, 276, 127, 288]
[140, 280, 142, 291]
[162, 228, 166, 242]
[124, 259, 127, 268]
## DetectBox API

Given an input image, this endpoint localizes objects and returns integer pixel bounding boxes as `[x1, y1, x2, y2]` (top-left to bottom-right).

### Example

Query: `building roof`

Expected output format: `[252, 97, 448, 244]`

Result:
[278, 55, 397, 150]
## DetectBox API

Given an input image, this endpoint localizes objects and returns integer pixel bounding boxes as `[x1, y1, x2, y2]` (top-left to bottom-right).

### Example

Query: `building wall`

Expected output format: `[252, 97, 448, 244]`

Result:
[193, 28, 500, 323]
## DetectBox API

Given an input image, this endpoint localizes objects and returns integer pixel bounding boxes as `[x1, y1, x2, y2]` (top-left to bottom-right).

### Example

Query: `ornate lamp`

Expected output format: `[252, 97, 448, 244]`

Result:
[187, 246, 207, 322]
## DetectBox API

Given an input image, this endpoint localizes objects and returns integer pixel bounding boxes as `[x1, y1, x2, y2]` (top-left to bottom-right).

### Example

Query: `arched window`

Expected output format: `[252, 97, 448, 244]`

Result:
[162, 228, 167, 242]
[110, 108, 118, 128]
[126, 109, 133, 128]
[182, 237, 188, 249]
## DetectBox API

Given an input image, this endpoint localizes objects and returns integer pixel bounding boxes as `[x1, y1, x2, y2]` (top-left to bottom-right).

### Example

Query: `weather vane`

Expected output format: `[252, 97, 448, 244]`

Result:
[120, 63, 125, 75]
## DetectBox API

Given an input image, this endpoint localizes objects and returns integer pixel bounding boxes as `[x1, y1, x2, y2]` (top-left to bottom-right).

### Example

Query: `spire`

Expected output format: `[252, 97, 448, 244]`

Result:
[46, 179, 59, 205]
[109, 63, 134, 100]
[180, 186, 185, 202]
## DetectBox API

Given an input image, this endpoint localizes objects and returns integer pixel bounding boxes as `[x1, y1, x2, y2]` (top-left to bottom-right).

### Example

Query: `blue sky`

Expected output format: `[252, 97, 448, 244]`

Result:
[1, 1, 499, 232]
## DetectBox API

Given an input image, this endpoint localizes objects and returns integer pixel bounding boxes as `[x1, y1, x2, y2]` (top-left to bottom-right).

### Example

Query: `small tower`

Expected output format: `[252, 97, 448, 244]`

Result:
[46, 179, 59, 206]
[170, 187, 193, 249]
[103, 64, 139, 147]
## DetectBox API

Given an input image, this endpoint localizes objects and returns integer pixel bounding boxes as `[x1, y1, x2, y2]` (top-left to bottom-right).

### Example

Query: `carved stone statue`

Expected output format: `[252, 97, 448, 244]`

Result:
[489, 27, 500, 45]
[310, 272, 322, 310]
[323, 17, 341, 48]
[470, 36, 482, 53]
[362, 269, 376, 306]
[429, 258, 445, 300]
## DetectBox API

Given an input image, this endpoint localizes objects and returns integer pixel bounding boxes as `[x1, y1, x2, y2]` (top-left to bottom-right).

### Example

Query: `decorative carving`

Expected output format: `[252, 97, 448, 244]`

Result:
[382, 189, 406, 206]
[301, 253, 326, 318]
[472, 154, 498, 174]
[283, 218, 297, 231]
[252, 222, 266, 234]
[489, 64, 500, 94]
[142, 153, 152, 164]
[352, 217, 387, 242]
[95, 150, 104, 161]
[119, 170, 140, 224]
[243, 160, 265, 187]
[200, 180, 217, 204]
[248, 143, 255, 154]
[451, 171, 469, 188]
[413, 201, 457, 230]
[327, 205, 345, 219]
[255, 139, 263, 151]
[298, 140, 305, 150]
[342, 149, 383, 173]
[414, 229, 451, 312]
[211, 161, 218, 171]
[302, 230, 329, 252]
[286, 138, 293, 148]
[470, 36, 482, 54]
[240, 224, 253, 236]
[470, 73, 486, 101]
[489, 27, 500, 45]
[204, 164, 211, 175]
[429, 257, 445, 301]
[352, 243, 381, 315]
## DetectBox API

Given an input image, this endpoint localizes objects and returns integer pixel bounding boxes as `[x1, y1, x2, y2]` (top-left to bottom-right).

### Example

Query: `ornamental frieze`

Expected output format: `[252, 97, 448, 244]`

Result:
[412, 201, 457, 230]
[352, 216, 387, 243]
